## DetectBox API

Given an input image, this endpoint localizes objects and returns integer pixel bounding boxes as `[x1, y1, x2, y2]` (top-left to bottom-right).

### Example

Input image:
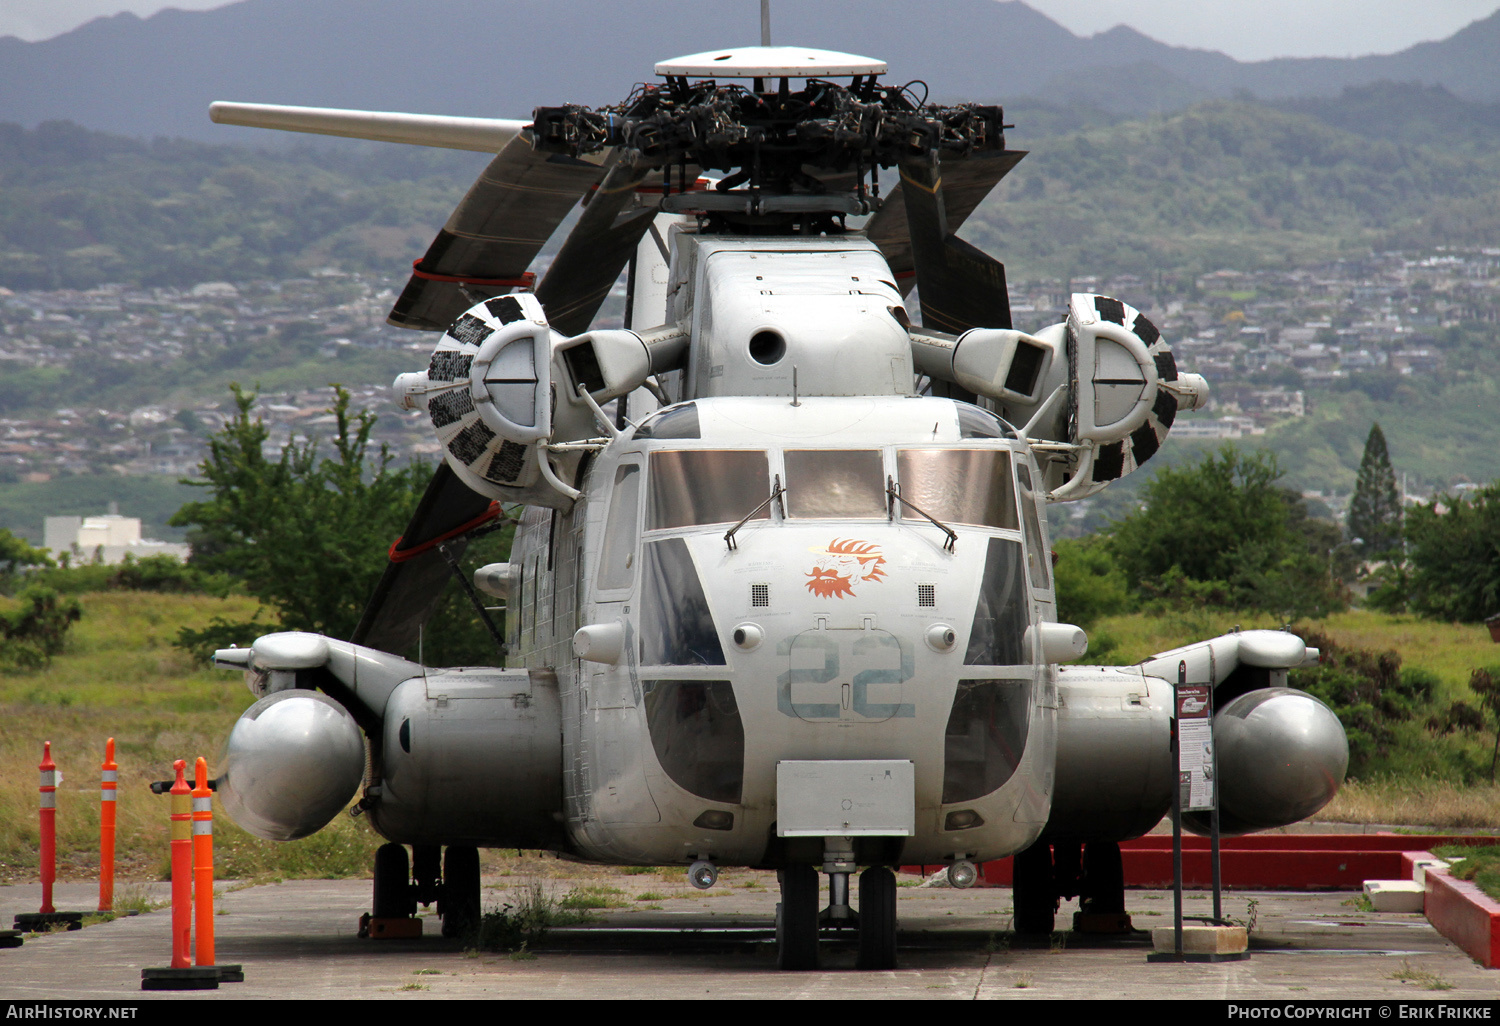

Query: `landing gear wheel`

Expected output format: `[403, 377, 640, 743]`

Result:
[856, 867, 898, 970]
[372, 843, 413, 919]
[776, 865, 820, 970]
[1080, 841, 1126, 915]
[1012, 841, 1056, 935]
[440, 844, 481, 939]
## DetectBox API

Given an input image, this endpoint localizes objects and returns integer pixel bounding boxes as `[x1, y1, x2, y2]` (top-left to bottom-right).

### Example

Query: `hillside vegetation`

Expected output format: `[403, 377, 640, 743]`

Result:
[4, 84, 1499, 292]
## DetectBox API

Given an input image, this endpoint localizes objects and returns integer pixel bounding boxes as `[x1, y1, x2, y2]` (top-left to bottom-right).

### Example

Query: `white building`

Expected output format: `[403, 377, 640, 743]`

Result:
[42, 513, 189, 565]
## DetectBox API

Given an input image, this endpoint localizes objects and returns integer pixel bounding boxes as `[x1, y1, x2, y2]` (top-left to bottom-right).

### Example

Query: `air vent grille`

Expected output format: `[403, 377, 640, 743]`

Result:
[751, 583, 770, 607]
[918, 583, 936, 607]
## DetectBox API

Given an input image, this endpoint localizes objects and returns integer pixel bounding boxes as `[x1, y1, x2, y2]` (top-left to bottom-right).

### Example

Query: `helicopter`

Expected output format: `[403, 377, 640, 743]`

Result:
[204, 33, 1350, 971]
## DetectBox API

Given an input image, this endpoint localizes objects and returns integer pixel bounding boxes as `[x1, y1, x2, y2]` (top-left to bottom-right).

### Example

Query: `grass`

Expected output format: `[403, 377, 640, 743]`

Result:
[1432, 844, 1500, 902]
[0, 591, 394, 885]
[558, 885, 629, 910]
[1314, 778, 1500, 829]
[1085, 608, 1496, 701]
[1389, 960, 1455, 991]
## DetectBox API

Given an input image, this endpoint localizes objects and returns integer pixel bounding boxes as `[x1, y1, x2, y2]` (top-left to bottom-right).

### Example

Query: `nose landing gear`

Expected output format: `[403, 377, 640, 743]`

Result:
[774, 861, 900, 970]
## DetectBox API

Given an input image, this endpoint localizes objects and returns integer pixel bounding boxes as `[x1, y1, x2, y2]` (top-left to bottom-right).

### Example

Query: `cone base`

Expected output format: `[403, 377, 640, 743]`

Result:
[141, 967, 220, 990]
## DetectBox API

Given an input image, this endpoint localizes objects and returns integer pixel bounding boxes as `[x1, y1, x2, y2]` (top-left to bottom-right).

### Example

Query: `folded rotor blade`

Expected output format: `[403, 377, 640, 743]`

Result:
[868, 149, 1026, 299]
[209, 102, 528, 153]
[352, 462, 494, 656]
[388, 135, 608, 331]
[898, 153, 1015, 334]
[534, 151, 659, 336]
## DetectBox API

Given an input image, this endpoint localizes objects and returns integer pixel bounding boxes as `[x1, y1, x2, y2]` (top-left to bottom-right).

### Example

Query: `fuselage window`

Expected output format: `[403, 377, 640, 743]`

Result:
[648, 449, 770, 530]
[597, 463, 641, 591]
[896, 448, 1019, 530]
[783, 449, 885, 519]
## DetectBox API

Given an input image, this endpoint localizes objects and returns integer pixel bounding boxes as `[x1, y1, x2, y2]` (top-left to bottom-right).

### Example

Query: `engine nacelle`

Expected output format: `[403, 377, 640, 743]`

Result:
[1184, 688, 1348, 837]
[369, 668, 564, 848]
[1043, 667, 1175, 843]
[216, 689, 365, 841]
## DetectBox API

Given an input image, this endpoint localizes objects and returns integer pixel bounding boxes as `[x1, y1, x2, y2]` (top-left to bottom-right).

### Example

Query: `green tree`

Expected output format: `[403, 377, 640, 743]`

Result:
[0, 586, 81, 670]
[171, 384, 511, 666]
[171, 384, 430, 641]
[1109, 446, 1347, 619]
[1347, 423, 1403, 558]
[0, 527, 54, 592]
[1401, 483, 1500, 622]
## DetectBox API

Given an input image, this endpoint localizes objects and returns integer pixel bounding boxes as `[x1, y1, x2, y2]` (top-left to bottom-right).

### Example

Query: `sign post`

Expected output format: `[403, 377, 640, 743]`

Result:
[1148, 661, 1247, 963]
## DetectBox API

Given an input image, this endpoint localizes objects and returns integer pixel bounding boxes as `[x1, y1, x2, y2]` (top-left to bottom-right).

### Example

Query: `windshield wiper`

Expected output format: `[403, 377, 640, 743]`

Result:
[724, 475, 785, 551]
[886, 476, 957, 553]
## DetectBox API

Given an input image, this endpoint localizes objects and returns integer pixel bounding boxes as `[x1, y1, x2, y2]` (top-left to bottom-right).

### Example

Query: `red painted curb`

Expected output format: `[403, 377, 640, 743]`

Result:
[1419, 858, 1500, 969]
[901, 835, 1498, 891]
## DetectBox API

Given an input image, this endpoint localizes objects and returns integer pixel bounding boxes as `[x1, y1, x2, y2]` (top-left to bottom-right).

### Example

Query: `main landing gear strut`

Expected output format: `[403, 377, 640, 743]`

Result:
[1012, 839, 1130, 935]
[371, 842, 481, 938]
[776, 837, 899, 970]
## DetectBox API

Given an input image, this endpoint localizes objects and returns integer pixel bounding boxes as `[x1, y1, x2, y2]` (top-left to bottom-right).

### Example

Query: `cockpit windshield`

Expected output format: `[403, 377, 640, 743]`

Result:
[896, 449, 1018, 530]
[638, 445, 1019, 532]
[783, 449, 885, 519]
[649, 449, 770, 529]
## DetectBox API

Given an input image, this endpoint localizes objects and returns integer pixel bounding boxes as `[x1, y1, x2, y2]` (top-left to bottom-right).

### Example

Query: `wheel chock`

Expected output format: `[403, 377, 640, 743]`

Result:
[1072, 911, 1135, 934]
[359, 913, 423, 939]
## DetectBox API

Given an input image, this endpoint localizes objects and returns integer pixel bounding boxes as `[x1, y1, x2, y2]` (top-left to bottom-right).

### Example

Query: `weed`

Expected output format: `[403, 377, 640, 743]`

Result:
[1231, 897, 1260, 933]
[634, 891, 668, 901]
[1013, 974, 1034, 989]
[471, 880, 598, 952]
[641, 904, 664, 910]
[1048, 931, 1068, 953]
[1342, 895, 1375, 912]
[508, 943, 537, 962]
[620, 866, 663, 876]
[113, 883, 165, 914]
[412, 969, 440, 975]
[398, 983, 428, 992]
[1390, 960, 1455, 991]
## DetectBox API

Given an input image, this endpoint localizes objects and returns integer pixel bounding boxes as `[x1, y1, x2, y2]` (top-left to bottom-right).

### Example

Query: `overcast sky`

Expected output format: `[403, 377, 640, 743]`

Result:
[4, 0, 1499, 61]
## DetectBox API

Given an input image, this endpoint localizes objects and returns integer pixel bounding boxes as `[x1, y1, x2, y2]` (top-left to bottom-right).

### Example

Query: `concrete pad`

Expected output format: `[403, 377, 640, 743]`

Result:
[1363, 880, 1425, 913]
[2, 880, 1496, 1000]
[1151, 925, 1248, 954]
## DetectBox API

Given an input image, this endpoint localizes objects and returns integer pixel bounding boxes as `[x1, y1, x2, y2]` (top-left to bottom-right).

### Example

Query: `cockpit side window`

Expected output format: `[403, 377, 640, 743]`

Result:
[783, 450, 885, 519]
[648, 450, 770, 530]
[1015, 462, 1051, 590]
[597, 463, 641, 591]
[896, 449, 1018, 530]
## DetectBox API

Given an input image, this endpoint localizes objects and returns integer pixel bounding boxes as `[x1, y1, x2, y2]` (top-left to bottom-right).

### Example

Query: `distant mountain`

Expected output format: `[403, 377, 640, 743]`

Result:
[3, 0, 1500, 142]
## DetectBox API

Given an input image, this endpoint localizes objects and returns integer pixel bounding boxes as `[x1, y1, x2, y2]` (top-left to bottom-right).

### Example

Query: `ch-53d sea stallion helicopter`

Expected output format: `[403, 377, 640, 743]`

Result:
[205, 27, 1350, 970]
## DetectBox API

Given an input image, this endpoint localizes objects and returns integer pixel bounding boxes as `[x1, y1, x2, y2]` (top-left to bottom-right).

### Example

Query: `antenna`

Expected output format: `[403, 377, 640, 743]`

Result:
[761, 0, 771, 46]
